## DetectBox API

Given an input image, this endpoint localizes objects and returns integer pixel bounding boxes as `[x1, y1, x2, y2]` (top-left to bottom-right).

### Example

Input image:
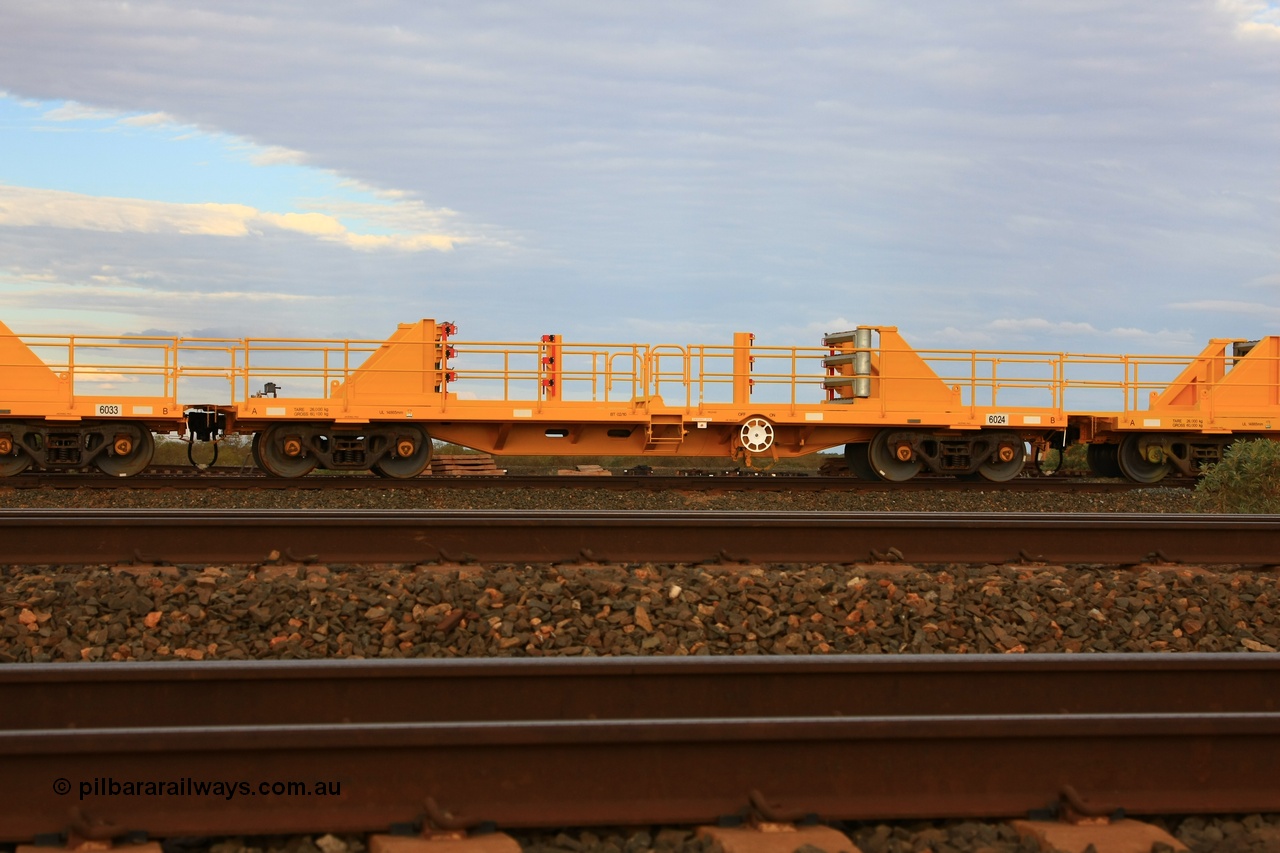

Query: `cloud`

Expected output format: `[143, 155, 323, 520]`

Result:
[931, 319, 1199, 352]
[119, 111, 180, 127]
[0, 184, 462, 251]
[1248, 273, 1280, 288]
[0, 273, 325, 306]
[620, 317, 731, 341]
[0, 2, 1275, 349]
[1170, 299, 1280, 318]
[249, 145, 308, 167]
[1220, 0, 1280, 39]
[987, 318, 1099, 336]
[0, 269, 333, 340]
[40, 101, 118, 122]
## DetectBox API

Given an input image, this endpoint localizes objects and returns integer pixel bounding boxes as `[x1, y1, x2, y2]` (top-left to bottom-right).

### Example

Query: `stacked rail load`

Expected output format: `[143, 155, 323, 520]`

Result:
[1, 318, 1276, 483]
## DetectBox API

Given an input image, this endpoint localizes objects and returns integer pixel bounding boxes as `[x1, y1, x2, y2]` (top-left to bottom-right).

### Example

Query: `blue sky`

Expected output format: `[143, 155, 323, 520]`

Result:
[0, 0, 1277, 358]
[0, 95, 436, 242]
[0, 97, 313, 207]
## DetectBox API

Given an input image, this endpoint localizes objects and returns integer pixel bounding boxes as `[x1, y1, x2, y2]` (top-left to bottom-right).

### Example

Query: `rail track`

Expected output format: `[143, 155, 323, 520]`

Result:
[4, 655, 1277, 841]
[3, 470, 1192, 493]
[4, 502, 1273, 846]
[1, 509, 1276, 565]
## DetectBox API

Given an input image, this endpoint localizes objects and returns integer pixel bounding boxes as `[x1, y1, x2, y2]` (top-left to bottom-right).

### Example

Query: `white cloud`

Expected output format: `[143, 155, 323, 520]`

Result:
[249, 145, 308, 167]
[931, 326, 998, 348]
[1170, 299, 1280, 317]
[40, 101, 119, 122]
[932, 319, 1198, 352]
[813, 317, 856, 334]
[621, 317, 729, 340]
[1220, 0, 1280, 39]
[0, 274, 324, 306]
[987, 318, 1099, 335]
[1247, 273, 1280, 288]
[0, 184, 462, 252]
[119, 111, 180, 127]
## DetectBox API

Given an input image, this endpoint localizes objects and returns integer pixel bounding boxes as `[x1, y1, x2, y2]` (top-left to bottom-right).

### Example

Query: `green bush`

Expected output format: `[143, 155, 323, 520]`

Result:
[1193, 439, 1280, 513]
[154, 435, 253, 468]
[1030, 443, 1089, 475]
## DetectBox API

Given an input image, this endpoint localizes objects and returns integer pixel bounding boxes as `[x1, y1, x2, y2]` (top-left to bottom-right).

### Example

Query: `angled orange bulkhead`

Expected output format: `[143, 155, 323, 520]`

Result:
[0, 319, 69, 410]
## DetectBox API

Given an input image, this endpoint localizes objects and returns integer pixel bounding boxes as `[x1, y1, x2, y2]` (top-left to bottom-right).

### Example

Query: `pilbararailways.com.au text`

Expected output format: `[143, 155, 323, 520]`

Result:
[54, 777, 342, 801]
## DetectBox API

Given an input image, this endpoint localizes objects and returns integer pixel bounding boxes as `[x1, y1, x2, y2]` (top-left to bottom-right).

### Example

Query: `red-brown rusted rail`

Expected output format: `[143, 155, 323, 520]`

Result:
[7, 472, 1185, 492]
[2, 655, 1277, 840]
[0, 509, 1275, 565]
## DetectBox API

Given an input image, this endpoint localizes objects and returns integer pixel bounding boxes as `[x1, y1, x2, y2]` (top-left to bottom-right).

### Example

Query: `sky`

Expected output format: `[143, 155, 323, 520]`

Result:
[0, 1, 1277, 360]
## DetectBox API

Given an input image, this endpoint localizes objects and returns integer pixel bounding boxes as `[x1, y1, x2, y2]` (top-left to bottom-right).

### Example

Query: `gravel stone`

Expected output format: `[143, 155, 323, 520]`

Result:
[0, 484, 1196, 514]
[3, 561, 1278, 662]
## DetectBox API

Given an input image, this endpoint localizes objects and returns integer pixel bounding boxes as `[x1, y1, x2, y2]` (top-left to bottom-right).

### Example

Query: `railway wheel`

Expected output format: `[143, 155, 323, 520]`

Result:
[95, 423, 155, 477]
[253, 425, 319, 478]
[975, 432, 1026, 482]
[868, 429, 922, 482]
[843, 442, 881, 480]
[0, 424, 32, 476]
[1116, 434, 1171, 484]
[738, 417, 775, 454]
[372, 427, 432, 478]
[1086, 443, 1122, 478]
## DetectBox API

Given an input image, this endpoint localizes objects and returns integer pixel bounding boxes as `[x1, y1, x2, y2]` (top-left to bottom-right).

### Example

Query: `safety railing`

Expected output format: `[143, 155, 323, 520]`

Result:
[3, 332, 182, 400]
[172, 337, 387, 405]
[904, 348, 1197, 413]
[5, 328, 1275, 420]
[450, 341, 645, 404]
[907, 345, 1276, 415]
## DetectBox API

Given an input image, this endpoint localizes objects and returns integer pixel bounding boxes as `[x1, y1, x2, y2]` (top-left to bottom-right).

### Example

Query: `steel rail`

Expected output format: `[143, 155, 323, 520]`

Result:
[3, 655, 1278, 840]
[7, 654, 1278, 729]
[6, 472, 1187, 493]
[0, 509, 1275, 565]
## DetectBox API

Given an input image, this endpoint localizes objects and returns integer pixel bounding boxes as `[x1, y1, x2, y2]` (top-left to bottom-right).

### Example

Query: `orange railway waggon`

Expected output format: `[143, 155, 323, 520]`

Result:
[1, 318, 1277, 483]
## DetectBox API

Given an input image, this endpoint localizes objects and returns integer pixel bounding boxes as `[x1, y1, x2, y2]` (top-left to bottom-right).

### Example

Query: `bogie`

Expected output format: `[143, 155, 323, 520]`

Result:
[252, 423, 434, 478]
[0, 421, 156, 476]
[863, 429, 1029, 482]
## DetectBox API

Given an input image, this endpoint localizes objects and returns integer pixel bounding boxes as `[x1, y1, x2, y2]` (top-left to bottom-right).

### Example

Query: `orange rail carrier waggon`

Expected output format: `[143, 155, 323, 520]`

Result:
[1, 318, 1277, 483]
